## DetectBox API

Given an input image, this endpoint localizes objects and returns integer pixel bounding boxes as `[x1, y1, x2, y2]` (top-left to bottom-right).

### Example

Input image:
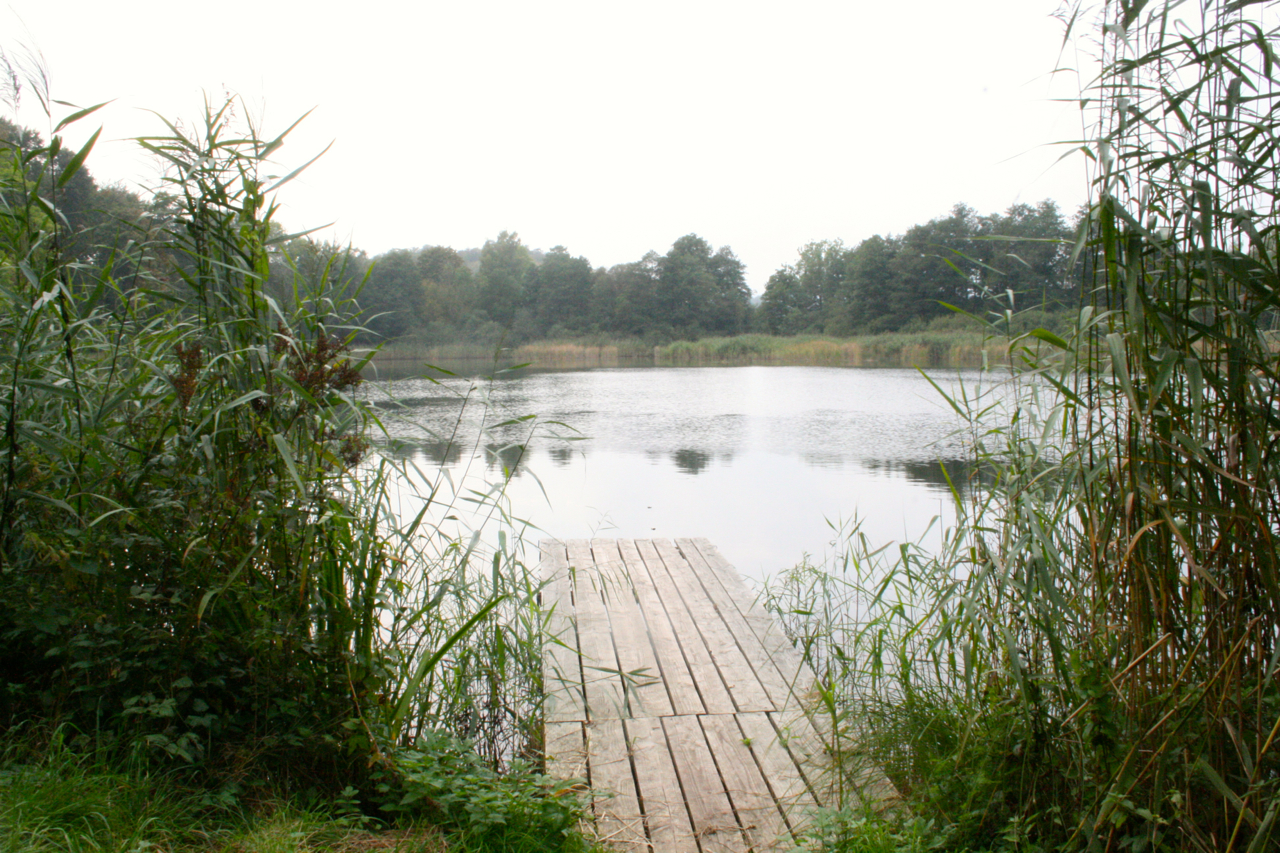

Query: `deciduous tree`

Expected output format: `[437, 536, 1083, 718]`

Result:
[477, 231, 533, 326]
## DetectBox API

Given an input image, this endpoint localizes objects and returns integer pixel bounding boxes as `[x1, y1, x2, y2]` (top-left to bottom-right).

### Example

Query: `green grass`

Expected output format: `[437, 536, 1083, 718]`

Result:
[0, 732, 607, 853]
[0, 738, 359, 853]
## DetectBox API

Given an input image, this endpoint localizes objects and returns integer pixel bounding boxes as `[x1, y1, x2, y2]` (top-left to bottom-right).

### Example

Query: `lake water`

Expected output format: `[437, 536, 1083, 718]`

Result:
[366, 365, 990, 585]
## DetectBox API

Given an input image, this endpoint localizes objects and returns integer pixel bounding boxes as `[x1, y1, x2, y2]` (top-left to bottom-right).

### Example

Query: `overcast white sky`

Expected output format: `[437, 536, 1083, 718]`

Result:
[6, 0, 1090, 293]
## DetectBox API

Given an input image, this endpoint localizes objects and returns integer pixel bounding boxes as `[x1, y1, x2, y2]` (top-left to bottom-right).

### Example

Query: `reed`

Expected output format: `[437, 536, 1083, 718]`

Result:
[370, 329, 1018, 374]
[369, 338, 654, 374]
[654, 332, 1010, 368]
[0, 77, 593, 849]
[769, 3, 1280, 850]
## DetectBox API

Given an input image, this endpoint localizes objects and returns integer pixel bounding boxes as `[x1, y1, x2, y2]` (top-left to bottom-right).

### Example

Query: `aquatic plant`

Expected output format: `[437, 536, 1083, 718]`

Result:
[0, 60, 562, 828]
[768, 2, 1280, 850]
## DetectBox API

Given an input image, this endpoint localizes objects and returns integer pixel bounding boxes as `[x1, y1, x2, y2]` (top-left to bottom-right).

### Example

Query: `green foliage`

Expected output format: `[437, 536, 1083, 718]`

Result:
[0, 68, 560, 841]
[760, 202, 1078, 337]
[766, 3, 1280, 850]
[595, 252, 663, 338]
[477, 230, 535, 328]
[656, 233, 750, 337]
[361, 204, 1071, 347]
[374, 730, 590, 853]
[359, 247, 426, 339]
[1, 753, 202, 852]
[793, 808, 956, 853]
[0, 730, 456, 852]
[369, 229, 758, 347]
[0, 91, 384, 784]
[418, 245, 477, 327]
[525, 245, 594, 336]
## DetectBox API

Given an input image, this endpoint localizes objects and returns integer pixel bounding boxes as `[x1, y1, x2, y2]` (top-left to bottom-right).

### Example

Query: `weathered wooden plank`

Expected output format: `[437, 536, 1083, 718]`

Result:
[676, 537, 831, 762]
[634, 539, 736, 715]
[684, 542, 901, 811]
[591, 539, 675, 719]
[545, 720, 588, 783]
[567, 540, 628, 720]
[544, 539, 899, 852]
[588, 719, 649, 851]
[681, 539, 810, 678]
[542, 541, 587, 723]
[617, 538, 705, 717]
[766, 709, 834, 808]
[650, 539, 774, 713]
[662, 715, 745, 853]
[733, 712, 819, 827]
[699, 714, 793, 852]
[626, 715, 696, 853]
[678, 539, 816, 705]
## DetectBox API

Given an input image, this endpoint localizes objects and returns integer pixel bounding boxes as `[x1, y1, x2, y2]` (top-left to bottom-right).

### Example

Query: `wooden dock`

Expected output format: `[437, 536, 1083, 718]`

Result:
[541, 538, 892, 852]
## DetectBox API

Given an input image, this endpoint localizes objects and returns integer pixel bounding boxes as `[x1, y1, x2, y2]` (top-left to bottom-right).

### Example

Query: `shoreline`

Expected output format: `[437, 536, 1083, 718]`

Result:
[363, 330, 1024, 375]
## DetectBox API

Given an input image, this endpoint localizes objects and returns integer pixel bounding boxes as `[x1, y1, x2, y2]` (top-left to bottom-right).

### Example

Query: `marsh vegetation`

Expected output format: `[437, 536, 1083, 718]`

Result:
[0, 65, 595, 852]
[5, 0, 1280, 851]
[764, 2, 1280, 850]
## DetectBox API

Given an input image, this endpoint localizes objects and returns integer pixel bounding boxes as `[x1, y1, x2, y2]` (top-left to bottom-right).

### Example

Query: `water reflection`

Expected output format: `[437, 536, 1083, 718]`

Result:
[673, 449, 712, 475]
[548, 445, 576, 467]
[368, 394, 459, 411]
[860, 457, 991, 493]
[375, 438, 457, 463]
[416, 440, 465, 466]
[367, 365, 996, 582]
[485, 443, 527, 476]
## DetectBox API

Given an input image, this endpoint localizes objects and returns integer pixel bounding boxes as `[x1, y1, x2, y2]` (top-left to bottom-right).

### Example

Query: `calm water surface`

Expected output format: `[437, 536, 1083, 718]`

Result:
[367, 366, 989, 584]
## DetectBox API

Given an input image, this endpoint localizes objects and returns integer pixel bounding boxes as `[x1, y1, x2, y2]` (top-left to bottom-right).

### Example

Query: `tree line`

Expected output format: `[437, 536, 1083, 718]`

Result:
[347, 199, 1079, 344]
[2, 115, 1079, 345]
[761, 200, 1079, 335]
[294, 230, 753, 344]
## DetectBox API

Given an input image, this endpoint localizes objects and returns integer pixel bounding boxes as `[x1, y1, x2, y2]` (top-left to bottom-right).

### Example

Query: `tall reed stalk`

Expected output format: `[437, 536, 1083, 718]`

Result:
[0, 72, 552, 797]
[768, 3, 1280, 850]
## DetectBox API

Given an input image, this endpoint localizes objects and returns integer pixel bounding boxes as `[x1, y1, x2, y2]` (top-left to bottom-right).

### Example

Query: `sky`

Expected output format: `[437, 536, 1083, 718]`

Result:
[4, 0, 1092, 293]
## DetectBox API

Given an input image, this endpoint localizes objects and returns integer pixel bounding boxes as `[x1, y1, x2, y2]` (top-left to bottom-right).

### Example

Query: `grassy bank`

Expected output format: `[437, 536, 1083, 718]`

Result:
[0, 730, 601, 853]
[0, 738, 445, 853]
[654, 330, 1009, 368]
[367, 327, 1017, 375]
[368, 338, 655, 372]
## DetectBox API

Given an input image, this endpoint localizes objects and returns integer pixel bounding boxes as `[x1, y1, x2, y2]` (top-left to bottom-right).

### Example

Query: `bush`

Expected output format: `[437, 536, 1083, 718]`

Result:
[373, 729, 589, 853]
[1, 77, 551, 812]
[0, 93, 391, 789]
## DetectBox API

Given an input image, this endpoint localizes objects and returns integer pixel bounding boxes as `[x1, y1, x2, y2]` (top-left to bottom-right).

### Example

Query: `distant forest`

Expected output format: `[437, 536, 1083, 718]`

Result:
[3, 114, 1080, 345]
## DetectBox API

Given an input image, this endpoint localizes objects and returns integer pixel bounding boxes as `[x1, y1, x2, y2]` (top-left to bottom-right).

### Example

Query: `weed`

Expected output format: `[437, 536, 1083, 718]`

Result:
[766, 3, 1280, 849]
[374, 729, 590, 853]
[0, 54, 589, 853]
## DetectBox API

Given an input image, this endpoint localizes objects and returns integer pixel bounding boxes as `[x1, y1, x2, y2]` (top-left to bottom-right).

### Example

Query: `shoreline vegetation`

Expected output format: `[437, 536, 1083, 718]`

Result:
[368, 327, 1024, 374]
[6, 1, 1280, 851]
[0, 72, 598, 852]
[753, 3, 1280, 852]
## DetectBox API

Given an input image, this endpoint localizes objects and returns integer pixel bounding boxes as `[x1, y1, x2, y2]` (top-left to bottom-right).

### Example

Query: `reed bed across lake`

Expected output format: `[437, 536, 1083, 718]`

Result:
[655, 332, 1010, 368]
[368, 331, 1013, 374]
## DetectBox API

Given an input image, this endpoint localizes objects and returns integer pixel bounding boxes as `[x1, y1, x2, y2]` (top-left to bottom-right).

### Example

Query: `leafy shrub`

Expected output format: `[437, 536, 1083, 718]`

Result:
[0, 75, 556, 826]
[374, 729, 589, 853]
[0, 92, 387, 788]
